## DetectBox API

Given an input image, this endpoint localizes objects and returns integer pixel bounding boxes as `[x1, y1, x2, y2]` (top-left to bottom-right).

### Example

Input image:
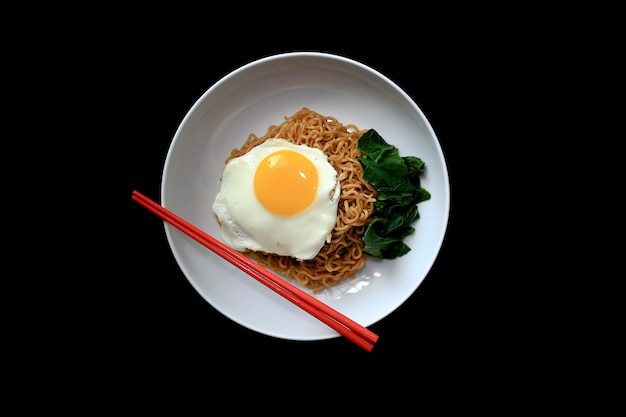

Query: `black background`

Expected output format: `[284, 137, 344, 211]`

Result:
[33, 29, 549, 400]
[10, 8, 614, 409]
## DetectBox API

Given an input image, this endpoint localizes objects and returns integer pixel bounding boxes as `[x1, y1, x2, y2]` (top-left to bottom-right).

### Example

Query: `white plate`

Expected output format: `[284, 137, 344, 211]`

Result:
[161, 52, 450, 341]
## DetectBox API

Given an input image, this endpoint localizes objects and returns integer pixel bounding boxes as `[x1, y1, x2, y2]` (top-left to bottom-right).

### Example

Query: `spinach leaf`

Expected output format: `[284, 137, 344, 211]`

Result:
[357, 129, 431, 259]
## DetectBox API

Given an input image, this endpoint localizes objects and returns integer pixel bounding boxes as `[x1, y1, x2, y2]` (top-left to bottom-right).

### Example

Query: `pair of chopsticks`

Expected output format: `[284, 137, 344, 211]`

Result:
[131, 190, 379, 351]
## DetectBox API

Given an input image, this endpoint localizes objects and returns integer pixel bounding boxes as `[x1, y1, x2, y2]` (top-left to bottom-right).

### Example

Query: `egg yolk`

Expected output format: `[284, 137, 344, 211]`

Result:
[254, 149, 318, 216]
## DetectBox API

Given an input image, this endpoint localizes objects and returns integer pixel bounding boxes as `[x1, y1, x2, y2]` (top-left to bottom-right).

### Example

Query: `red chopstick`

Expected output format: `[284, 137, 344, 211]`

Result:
[131, 190, 378, 351]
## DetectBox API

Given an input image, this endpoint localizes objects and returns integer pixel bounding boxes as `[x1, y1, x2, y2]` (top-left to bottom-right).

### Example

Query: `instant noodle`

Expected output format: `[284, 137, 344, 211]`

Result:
[222, 107, 377, 292]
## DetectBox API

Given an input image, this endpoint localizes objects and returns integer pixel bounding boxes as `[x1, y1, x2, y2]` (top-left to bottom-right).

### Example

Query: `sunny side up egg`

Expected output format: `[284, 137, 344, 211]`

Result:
[212, 138, 341, 261]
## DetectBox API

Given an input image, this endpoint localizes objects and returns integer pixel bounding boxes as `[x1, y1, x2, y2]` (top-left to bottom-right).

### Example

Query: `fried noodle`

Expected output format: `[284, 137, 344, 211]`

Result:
[224, 107, 378, 292]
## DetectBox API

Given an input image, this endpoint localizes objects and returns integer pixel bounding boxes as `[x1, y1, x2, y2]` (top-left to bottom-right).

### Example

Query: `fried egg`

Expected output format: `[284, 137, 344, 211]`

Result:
[212, 138, 341, 260]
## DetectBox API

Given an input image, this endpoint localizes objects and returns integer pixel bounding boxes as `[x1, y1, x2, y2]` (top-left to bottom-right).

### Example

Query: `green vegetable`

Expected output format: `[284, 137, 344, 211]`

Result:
[357, 129, 431, 259]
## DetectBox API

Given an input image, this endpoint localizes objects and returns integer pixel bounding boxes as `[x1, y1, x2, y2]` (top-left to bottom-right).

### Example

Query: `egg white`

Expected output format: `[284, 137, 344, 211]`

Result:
[212, 138, 341, 260]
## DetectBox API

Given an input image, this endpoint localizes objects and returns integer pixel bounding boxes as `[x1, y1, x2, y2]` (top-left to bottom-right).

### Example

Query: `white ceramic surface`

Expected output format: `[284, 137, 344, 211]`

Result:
[161, 52, 450, 341]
